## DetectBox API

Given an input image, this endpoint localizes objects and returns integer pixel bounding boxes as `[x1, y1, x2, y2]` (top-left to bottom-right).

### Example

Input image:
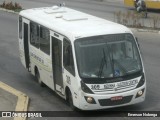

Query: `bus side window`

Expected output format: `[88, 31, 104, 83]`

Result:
[63, 39, 75, 76]
[19, 16, 22, 39]
[30, 22, 39, 48]
[39, 26, 50, 55]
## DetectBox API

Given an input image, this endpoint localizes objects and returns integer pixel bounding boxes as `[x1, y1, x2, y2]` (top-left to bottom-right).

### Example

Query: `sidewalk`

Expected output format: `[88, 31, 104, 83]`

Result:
[0, 88, 17, 120]
[0, 88, 17, 111]
[0, 82, 29, 120]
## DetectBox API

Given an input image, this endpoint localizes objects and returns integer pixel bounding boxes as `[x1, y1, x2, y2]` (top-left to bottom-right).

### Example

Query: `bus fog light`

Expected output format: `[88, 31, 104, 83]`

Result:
[87, 97, 93, 103]
[84, 96, 96, 104]
[136, 89, 145, 98]
[138, 90, 143, 96]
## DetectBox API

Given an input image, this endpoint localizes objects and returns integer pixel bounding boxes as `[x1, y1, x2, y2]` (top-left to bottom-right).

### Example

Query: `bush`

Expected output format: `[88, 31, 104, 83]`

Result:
[114, 10, 160, 30]
[0, 1, 22, 11]
[150, 15, 160, 29]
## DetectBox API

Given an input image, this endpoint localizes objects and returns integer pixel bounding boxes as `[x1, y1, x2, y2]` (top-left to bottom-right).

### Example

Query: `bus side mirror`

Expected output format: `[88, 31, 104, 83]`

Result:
[136, 37, 140, 47]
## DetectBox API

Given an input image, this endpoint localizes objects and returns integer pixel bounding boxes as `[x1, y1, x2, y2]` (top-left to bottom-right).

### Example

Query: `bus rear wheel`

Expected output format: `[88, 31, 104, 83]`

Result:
[35, 69, 44, 87]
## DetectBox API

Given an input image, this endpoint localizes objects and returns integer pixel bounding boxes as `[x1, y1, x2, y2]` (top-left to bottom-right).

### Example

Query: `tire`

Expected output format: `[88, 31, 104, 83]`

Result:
[67, 90, 76, 111]
[35, 69, 44, 87]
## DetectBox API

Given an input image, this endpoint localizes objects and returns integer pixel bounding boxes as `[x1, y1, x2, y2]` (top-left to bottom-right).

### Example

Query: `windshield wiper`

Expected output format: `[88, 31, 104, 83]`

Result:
[106, 45, 115, 77]
[98, 48, 108, 78]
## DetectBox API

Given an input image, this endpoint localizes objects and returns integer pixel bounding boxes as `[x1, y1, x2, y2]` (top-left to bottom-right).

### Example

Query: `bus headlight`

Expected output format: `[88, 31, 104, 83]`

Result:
[136, 74, 145, 88]
[81, 81, 94, 94]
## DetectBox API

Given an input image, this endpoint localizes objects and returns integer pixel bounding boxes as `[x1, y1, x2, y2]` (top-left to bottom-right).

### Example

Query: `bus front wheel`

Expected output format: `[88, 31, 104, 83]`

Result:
[67, 90, 76, 111]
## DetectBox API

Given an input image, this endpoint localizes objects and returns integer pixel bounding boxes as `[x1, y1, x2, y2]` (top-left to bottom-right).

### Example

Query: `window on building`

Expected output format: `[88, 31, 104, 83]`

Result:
[40, 26, 50, 55]
[63, 38, 75, 76]
[30, 22, 39, 48]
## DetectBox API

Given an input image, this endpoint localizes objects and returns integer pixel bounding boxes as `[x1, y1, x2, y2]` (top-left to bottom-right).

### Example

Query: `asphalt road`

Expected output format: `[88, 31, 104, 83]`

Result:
[0, 0, 160, 120]
[0, 0, 125, 21]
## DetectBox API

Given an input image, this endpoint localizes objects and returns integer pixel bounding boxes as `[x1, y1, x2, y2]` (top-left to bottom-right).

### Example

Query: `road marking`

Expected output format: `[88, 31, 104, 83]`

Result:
[0, 81, 29, 120]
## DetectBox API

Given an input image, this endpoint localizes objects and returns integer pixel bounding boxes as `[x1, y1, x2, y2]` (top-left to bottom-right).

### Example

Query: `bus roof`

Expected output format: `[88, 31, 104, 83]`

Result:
[20, 6, 132, 40]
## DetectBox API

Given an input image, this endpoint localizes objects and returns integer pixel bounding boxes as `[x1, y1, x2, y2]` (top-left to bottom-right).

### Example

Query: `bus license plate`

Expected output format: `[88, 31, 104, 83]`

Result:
[111, 96, 123, 101]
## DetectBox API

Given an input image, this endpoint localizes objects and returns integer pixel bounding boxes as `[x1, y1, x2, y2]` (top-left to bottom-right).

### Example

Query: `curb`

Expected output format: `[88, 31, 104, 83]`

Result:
[0, 81, 29, 120]
[130, 28, 160, 33]
[0, 8, 19, 14]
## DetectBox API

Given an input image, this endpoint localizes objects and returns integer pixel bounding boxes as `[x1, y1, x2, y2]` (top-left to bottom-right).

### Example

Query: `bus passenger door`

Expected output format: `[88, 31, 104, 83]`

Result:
[23, 19, 30, 71]
[52, 36, 63, 93]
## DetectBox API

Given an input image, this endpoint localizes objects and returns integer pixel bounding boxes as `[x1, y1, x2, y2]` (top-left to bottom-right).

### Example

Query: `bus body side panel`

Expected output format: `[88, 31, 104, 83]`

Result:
[58, 37, 80, 108]
[29, 31, 54, 90]
[62, 39, 81, 108]
[63, 69, 80, 108]
[30, 46, 53, 86]
[50, 31, 81, 106]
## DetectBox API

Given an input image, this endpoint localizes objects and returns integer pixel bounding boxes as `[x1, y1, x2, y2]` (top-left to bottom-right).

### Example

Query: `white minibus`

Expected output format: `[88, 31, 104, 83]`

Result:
[18, 6, 146, 110]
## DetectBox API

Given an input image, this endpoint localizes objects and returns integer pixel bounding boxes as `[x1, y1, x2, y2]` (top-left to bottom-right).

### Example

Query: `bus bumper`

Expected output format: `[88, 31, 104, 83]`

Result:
[78, 85, 146, 110]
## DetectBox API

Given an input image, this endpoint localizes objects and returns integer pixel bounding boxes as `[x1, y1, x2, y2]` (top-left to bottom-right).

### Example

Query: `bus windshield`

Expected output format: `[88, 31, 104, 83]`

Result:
[75, 33, 142, 79]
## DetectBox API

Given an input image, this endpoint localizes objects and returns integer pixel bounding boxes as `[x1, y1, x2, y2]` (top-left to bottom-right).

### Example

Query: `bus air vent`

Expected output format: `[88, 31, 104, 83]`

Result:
[63, 15, 88, 21]
[44, 6, 66, 14]
[55, 13, 63, 18]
